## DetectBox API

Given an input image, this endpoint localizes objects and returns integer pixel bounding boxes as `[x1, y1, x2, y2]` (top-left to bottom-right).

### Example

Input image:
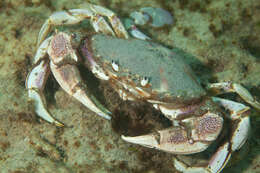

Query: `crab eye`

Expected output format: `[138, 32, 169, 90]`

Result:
[141, 76, 149, 86]
[111, 60, 119, 72]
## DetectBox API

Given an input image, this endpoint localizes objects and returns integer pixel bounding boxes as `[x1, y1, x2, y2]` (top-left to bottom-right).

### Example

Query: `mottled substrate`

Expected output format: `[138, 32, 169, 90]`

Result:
[0, 0, 260, 173]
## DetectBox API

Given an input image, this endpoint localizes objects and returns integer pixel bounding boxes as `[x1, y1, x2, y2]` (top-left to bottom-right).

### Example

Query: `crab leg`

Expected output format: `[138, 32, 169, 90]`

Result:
[207, 82, 260, 110]
[81, 37, 110, 81]
[38, 9, 93, 46]
[174, 142, 231, 173]
[50, 62, 111, 120]
[123, 19, 151, 40]
[174, 97, 250, 173]
[26, 60, 64, 127]
[26, 37, 64, 126]
[33, 36, 53, 64]
[212, 97, 250, 151]
[91, 15, 116, 36]
[89, 4, 129, 39]
[128, 25, 151, 40]
[38, 4, 129, 45]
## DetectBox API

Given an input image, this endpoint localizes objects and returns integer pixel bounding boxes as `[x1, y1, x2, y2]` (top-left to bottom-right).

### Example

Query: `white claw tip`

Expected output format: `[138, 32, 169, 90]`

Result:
[54, 121, 65, 127]
[98, 112, 111, 120]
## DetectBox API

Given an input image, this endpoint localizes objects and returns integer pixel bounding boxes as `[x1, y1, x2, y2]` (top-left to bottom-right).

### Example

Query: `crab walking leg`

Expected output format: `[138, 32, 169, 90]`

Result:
[128, 25, 151, 40]
[33, 36, 52, 64]
[174, 159, 211, 173]
[37, 8, 116, 45]
[38, 9, 93, 45]
[212, 97, 250, 151]
[207, 82, 260, 110]
[89, 4, 129, 39]
[50, 62, 111, 120]
[38, 5, 128, 45]
[81, 38, 110, 81]
[206, 97, 250, 173]
[174, 142, 231, 173]
[26, 60, 64, 127]
[91, 15, 116, 36]
[122, 18, 150, 40]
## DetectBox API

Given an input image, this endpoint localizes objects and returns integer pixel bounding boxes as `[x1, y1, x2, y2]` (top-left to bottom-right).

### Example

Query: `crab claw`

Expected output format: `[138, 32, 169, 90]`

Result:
[122, 112, 223, 154]
[122, 127, 210, 154]
[26, 60, 64, 127]
[50, 62, 111, 120]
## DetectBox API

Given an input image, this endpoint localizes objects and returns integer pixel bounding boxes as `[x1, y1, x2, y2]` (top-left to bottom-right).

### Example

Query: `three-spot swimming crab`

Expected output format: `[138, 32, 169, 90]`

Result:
[26, 3, 260, 173]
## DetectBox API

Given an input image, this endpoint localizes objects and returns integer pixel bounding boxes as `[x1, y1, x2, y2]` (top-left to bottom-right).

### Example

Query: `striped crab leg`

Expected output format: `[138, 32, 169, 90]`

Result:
[89, 4, 129, 39]
[26, 37, 64, 126]
[207, 82, 260, 110]
[38, 4, 129, 46]
[26, 60, 65, 126]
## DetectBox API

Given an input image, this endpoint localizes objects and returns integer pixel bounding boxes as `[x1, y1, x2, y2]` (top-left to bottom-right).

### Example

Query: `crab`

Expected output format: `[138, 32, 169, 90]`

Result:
[26, 3, 260, 173]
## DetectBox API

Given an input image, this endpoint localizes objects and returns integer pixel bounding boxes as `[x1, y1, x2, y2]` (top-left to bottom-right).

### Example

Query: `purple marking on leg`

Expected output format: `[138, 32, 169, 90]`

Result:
[111, 16, 119, 26]
[81, 37, 97, 67]
[36, 62, 49, 89]
[26, 61, 50, 90]
[179, 103, 201, 115]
